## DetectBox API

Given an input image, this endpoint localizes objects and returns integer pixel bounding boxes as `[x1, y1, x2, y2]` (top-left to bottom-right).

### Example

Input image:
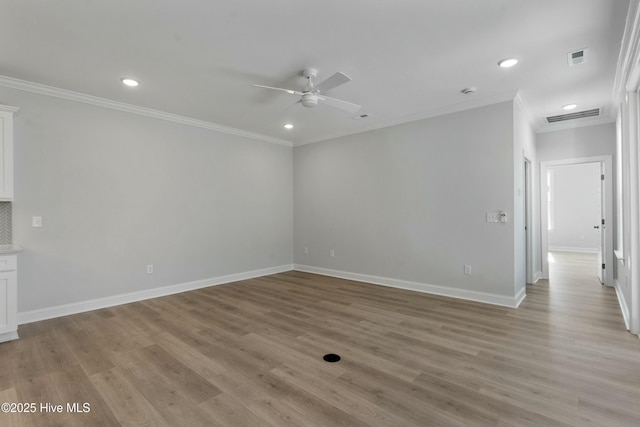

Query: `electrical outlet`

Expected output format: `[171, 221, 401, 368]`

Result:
[146, 264, 153, 274]
[303, 247, 309, 255]
[32, 216, 42, 227]
[330, 250, 335, 258]
[464, 264, 472, 275]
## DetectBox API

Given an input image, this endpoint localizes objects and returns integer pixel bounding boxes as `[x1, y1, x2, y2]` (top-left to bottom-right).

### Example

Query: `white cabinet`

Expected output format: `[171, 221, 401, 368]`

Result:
[0, 254, 17, 342]
[0, 106, 17, 201]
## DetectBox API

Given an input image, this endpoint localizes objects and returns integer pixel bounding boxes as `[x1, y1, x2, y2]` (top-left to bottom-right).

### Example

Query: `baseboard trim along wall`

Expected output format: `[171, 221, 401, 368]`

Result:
[615, 281, 631, 330]
[534, 271, 543, 283]
[548, 246, 599, 254]
[18, 264, 294, 325]
[294, 264, 525, 308]
[0, 331, 19, 344]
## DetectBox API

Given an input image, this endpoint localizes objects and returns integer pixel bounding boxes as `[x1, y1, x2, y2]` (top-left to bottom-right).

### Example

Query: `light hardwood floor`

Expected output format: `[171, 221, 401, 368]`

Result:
[1, 252, 639, 426]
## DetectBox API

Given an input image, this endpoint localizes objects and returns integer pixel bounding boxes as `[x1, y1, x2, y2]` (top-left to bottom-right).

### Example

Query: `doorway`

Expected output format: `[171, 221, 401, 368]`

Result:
[540, 156, 613, 286]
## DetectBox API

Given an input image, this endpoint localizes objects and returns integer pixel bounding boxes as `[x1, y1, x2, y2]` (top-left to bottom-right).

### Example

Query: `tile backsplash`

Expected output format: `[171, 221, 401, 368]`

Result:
[0, 202, 12, 244]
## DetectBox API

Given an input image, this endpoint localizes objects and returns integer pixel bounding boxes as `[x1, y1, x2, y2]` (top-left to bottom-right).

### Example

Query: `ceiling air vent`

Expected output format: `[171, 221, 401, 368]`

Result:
[568, 48, 587, 66]
[546, 108, 600, 123]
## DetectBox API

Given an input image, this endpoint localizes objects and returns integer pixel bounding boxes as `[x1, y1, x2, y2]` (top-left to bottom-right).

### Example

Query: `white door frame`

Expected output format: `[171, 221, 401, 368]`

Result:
[540, 155, 613, 286]
[524, 157, 533, 284]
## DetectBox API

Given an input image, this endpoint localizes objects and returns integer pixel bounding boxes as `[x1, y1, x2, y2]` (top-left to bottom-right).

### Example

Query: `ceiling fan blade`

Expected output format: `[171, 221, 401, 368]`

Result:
[319, 95, 361, 113]
[252, 84, 303, 96]
[315, 71, 352, 93]
[282, 99, 301, 113]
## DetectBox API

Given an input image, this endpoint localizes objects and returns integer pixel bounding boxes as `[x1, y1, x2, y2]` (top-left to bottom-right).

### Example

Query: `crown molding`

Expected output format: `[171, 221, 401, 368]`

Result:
[0, 75, 293, 147]
[0, 104, 19, 113]
[513, 91, 538, 130]
[296, 89, 519, 146]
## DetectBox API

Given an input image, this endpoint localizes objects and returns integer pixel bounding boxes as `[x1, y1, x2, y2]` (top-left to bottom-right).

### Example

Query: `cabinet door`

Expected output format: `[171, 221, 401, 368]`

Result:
[0, 271, 17, 335]
[0, 110, 14, 201]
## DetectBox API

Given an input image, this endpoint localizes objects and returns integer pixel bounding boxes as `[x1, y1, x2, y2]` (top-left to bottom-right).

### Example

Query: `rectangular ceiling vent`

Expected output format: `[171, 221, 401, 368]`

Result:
[546, 108, 600, 123]
[568, 48, 587, 66]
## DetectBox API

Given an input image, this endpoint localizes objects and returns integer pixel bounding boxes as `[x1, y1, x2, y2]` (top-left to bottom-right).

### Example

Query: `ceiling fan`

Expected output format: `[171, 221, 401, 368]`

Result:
[252, 68, 361, 114]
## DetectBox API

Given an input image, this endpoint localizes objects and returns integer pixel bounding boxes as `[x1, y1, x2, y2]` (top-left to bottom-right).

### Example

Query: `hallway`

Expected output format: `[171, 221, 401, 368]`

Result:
[518, 251, 639, 425]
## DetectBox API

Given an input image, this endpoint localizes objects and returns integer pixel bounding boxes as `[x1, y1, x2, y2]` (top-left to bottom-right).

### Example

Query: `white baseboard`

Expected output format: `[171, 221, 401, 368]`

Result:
[548, 246, 599, 254]
[514, 286, 527, 308]
[530, 271, 543, 284]
[294, 264, 523, 308]
[615, 280, 631, 330]
[0, 331, 19, 343]
[18, 264, 294, 325]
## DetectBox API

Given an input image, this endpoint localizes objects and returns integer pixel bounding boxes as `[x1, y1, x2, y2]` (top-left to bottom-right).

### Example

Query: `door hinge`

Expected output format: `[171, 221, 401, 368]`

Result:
[601, 174, 605, 180]
[602, 219, 605, 225]
[602, 263, 606, 269]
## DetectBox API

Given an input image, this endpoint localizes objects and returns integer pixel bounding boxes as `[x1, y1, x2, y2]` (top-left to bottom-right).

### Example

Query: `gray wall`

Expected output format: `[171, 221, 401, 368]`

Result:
[537, 123, 616, 161]
[294, 101, 518, 299]
[1, 87, 293, 313]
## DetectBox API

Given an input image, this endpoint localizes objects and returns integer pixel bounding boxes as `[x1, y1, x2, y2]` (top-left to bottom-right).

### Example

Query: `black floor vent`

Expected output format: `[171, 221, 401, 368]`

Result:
[323, 353, 341, 363]
[546, 108, 600, 123]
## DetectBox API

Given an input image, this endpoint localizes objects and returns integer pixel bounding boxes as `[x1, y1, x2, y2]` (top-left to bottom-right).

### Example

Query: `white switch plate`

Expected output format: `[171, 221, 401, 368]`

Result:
[303, 247, 309, 254]
[146, 264, 153, 274]
[330, 249, 335, 258]
[486, 212, 499, 223]
[32, 216, 42, 227]
[486, 211, 508, 223]
[464, 264, 472, 275]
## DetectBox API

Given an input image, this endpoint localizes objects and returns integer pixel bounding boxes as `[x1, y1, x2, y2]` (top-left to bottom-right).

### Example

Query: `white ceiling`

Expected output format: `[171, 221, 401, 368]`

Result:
[0, 1, 630, 145]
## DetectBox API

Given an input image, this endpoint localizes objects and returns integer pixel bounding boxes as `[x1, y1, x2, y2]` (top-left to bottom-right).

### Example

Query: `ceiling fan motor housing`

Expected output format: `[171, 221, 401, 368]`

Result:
[301, 93, 319, 108]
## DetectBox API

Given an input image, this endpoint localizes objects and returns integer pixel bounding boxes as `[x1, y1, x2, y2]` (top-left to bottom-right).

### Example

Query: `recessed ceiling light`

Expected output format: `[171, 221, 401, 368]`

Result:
[562, 103, 578, 110]
[283, 123, 294, 129]
[498, 58, 518, 68]
[121, 78, 139, 87]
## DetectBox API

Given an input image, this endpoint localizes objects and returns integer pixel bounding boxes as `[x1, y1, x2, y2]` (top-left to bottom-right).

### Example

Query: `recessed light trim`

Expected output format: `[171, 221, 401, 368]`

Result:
[283, 123, 294, 129]
[562, 103, 578, 110]
[498, 58, 518, 68]
[121, 78, 139, 87]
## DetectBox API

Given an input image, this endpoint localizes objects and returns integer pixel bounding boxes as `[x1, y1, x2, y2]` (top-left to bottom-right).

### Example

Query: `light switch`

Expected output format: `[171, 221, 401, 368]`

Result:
[32, 216, 42, 227]
[487, 211, 508, 223]
[486, 212, 499, 223]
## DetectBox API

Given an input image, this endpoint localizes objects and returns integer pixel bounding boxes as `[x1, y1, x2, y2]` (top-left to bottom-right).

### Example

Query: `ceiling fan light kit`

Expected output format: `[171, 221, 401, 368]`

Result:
[253, 68, 361, 113]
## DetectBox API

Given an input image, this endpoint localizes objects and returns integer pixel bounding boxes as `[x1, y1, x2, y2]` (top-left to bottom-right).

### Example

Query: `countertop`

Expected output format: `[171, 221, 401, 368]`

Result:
[0, 244, 22, 254]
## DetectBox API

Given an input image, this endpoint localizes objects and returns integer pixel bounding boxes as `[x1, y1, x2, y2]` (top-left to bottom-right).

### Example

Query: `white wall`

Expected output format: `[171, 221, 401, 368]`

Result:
[548, 163, 601, 251]
[294, 101, 521, 306]
[0, 86, 293, 315]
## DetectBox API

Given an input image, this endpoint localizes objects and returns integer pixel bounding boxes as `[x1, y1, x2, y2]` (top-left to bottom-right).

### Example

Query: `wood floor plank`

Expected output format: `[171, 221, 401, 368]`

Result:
[89, 368, 170, 427]
[1, 251, 638, 426]
[199, 393, 270, 427]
